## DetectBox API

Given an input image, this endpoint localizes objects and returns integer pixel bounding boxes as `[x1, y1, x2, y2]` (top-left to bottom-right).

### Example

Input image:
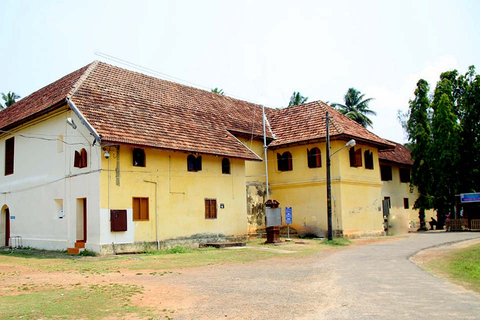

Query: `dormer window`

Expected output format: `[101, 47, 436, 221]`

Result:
[133, 148, 145, 167]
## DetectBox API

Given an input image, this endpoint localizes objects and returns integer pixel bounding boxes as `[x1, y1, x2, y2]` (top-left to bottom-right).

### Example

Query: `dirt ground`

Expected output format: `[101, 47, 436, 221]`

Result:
[2, 234, 476, 319]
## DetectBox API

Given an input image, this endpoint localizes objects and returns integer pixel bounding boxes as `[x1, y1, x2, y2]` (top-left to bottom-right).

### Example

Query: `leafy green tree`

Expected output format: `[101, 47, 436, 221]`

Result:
[431, 84, 460, 228]
[458, 66, 480, 193]
[406, 79, 434, 231]
[288, 91, 308, 107]
[211, 88, 225, 95]
[331, 88, 376, 128]
[1, 91, 20, 108]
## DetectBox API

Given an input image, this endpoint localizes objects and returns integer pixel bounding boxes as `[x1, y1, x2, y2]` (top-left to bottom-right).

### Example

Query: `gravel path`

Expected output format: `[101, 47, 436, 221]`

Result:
[157, 232, 480, 320]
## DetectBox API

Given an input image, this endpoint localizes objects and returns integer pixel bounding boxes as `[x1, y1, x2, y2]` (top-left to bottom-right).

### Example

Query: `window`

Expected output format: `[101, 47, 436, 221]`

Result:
[364, 150, 374, 170]
[349, 147, 362, 167]
[399, 168, 411, 183]
[187, 154, 202, 172]
[133, 148, 145, 167]
[74, 148, 88, 168]
[307, 147, 321, 168]
[277, 151, 293, 171]
[380, 165, 392, 181]
[4, 137, 14, 175]
[205, 198, 217, 219]
[222, 158, 231, 174]
[404, 198, 409, 209]
[133, 197, 149, 220]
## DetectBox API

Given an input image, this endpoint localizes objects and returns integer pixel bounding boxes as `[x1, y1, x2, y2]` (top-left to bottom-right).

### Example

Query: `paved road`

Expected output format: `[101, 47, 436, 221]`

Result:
[310, 232, 480, 320]
[160, 232, 480, 319]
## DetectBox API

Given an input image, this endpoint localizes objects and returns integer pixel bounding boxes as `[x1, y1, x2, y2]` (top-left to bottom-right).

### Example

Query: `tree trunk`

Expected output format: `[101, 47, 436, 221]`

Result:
[418, 208, 428, 231]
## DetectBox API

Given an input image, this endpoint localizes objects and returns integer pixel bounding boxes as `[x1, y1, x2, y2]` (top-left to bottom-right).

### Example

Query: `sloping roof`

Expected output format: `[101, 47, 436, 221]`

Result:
[0, 63, 94, 131]
[0, 61, 395, 160]
[378, 141, 414, 166]
[267, 101, 394, 149]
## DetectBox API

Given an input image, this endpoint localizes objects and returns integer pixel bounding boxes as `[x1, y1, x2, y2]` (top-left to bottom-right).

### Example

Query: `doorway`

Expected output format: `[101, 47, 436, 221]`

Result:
[0, 207, 10, 247]
[76, 198, 87, 242]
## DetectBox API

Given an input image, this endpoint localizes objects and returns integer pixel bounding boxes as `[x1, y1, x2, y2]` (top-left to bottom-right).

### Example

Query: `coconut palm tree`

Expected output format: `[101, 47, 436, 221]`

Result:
[211, 88, 225, 95]
[288, 91, 308, 107]
[331, 88, 376, 128]
[1, 91, 21, 108]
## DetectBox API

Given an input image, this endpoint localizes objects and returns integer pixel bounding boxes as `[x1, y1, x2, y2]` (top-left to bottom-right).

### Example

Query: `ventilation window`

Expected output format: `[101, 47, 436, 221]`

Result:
[74, 148, 87, 168]
[307, 147, 321, 168]
[4, 137, 14, 176]
[349, 147, 362, 167]
[187, 155, 202, 172]
[222, 158, 231, 174]
[205, 198, 217, 219]
[364, 150, 374, 170]
[277, 151, 293, 171]
[133, 148, 145, 167]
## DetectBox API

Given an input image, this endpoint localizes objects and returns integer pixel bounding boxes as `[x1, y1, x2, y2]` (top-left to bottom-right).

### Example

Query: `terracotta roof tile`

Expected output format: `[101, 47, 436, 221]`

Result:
[378, 141, 414, 166]
[69, 62, 266, 160]
[0, 63, 94, 130]
[267, 101, 394, 149]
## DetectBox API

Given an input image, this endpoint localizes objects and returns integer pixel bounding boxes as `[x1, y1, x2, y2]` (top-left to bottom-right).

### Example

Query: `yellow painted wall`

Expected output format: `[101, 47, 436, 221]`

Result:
[381, 164, 436, 232]
[100, 146, 248, 243]
[267, 141, 385, 237]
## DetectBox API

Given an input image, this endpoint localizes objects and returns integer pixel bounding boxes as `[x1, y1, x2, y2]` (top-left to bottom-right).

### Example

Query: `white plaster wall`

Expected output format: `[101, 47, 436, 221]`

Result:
[0, 108, 102, 251]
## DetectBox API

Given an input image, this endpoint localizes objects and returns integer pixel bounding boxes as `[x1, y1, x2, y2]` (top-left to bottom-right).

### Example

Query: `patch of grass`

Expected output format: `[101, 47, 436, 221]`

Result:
[79, 249, 97, 257]
[320, 238, 352, 246]
[0, 283, 151, 319]
[425, 243, 480, 293]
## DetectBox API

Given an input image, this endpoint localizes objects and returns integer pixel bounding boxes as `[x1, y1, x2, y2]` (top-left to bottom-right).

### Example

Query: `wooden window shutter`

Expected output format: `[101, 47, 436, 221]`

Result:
[187, 155, 196, 171]
[80, 148, 87, 168]
[277, 153, 282, 171]
[133, 197, 149, 220]
[355, 148, 362, 167]
[205, 199, 217, 219]
[196, 156, 202, 171]
[4, 137, 14, 175]
[349, 147, 356, 167]
[74, 150, 81, 168]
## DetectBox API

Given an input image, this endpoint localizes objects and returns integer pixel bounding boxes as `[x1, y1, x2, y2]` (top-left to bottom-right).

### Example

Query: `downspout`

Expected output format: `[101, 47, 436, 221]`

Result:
[144, 180, 159, 250]
[262, 105, 269, 200]
[66, 98, 102, 145]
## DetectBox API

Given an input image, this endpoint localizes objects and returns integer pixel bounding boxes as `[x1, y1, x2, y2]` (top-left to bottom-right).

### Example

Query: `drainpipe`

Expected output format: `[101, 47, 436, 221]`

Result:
[262, 105, 269, 200]
[144, 180, 159, 250]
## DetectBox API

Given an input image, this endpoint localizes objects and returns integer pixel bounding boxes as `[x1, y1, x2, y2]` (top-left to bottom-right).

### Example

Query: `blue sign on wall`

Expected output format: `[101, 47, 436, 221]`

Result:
[285, 207, 292, 224]
[461, 193, 480, 203]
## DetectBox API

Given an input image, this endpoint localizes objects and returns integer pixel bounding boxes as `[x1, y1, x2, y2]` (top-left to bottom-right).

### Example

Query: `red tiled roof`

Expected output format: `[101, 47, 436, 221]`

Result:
[69, 62, 266, 160]
[267, 101, 394, 149]
[378, 141, 414, 166]
[0, 63, 94, 130]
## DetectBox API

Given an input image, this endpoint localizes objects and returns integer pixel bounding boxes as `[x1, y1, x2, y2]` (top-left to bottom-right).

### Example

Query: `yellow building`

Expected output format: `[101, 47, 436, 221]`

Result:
[0, 61, 429, 254]
[378, 141, 435, 233]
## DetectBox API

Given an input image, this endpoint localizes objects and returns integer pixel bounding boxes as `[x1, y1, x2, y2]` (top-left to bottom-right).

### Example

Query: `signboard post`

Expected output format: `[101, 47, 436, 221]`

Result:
[285, 207, 292, 241]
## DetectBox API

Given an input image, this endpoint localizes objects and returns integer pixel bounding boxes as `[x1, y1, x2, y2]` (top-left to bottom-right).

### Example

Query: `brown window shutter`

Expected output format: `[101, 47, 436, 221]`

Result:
[196, 156, 202, 171]
[210, 199, 217, 219]
[140, 198, 149, 220]
[133, 198, 140, 220]
[205, 199, 210, 218]
[5, 137, 14, 175]
[355, 148, 362, 167]
[349, 147, 355, 167]
[74, 151, 81, 168]
[80, 148, 87, 168]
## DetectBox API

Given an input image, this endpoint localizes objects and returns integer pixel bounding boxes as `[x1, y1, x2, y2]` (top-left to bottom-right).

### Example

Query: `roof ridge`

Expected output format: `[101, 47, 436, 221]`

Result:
[67, 60, 100, 99]
[316, 101, 344, 134]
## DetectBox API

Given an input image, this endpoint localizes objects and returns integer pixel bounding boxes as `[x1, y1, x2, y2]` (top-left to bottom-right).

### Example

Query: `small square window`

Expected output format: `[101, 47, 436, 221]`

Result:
[133, 197, 149, 220]
[399, 168, 411, 183]
[381, 165, 392, 181]
[133, 148, 146, 167]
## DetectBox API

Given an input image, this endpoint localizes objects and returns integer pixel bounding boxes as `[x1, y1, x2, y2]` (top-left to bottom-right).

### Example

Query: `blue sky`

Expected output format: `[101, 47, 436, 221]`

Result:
[1, 0, 479, 143]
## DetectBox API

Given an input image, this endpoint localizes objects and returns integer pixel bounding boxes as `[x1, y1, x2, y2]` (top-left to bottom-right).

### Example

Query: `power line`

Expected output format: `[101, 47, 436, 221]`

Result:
[0, 129, 91, 146]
